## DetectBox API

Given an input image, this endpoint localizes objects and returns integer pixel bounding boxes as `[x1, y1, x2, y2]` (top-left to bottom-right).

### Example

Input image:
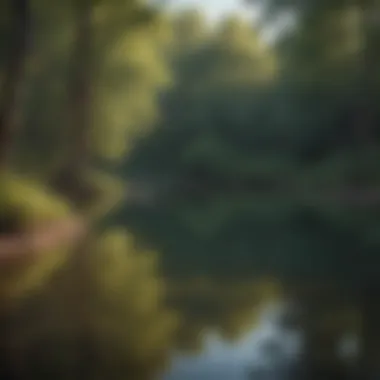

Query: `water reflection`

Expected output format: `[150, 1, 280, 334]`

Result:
[109, 195, 368, 380]
[2, 0, 380, 378]
[165, 302, 302, 380]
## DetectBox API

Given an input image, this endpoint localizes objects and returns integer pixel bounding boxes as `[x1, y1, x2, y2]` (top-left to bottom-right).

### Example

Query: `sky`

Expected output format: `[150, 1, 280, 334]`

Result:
[166, 0, 260, 24]
[162, 0, 293, 42]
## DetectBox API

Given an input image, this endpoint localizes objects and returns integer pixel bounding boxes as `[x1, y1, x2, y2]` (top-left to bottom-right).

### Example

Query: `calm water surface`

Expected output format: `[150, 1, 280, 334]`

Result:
[164, 302, 303, 380]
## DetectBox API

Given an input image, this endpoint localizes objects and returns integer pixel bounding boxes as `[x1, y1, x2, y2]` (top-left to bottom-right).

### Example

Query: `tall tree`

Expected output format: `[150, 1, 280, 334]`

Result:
[0, 0, 30, 168]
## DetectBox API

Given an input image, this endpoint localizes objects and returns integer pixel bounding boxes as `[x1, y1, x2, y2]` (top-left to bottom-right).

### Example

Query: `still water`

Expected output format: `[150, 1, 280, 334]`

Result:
[112, 197, 362, 380]
[164, 302, 303, 380]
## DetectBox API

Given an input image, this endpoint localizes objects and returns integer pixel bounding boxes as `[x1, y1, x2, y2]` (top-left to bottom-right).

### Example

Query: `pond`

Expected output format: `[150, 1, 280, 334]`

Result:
[164, 302, 303, 380]
[109, 192, 365, 380]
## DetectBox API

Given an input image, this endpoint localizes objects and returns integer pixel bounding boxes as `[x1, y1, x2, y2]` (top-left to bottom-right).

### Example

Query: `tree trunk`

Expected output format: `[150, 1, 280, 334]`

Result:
[67, 0, 93, 176]
[0, 0, 31, 169]
[57, 2, 96, 378]
[51, 0, 95, 208]
[350, 0, 378, 181]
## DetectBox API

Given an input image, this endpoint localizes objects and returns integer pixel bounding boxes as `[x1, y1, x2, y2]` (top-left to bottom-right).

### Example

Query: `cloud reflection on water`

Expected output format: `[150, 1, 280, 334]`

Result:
[165, 301, 303, 380]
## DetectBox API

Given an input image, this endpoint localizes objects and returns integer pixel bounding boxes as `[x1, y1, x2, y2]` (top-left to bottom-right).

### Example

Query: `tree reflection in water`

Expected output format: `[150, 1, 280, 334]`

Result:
[165, 301, 303, 380]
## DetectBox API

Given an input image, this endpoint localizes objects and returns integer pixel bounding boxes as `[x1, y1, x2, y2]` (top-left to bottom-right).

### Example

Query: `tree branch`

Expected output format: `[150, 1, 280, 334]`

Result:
[0, 217, 86, 261]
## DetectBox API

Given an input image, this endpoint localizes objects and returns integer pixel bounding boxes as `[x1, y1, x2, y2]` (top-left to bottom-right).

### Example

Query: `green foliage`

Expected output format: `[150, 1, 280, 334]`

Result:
[12, 0, 170, 174]
[0, 2, 177, 378]
[93, 17, 172, 160]
[119, 1, 380, 291]
[4, 0, 380, 378]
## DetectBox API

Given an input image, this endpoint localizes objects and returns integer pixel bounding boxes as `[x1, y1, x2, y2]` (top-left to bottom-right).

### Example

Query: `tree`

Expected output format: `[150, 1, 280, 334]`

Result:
[117, 2, 380, 378]
[0, 1, 177, 379]
[0, 0, 86, 303]
[0, 0, 30, 168]
[123, 15, 278, 186]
